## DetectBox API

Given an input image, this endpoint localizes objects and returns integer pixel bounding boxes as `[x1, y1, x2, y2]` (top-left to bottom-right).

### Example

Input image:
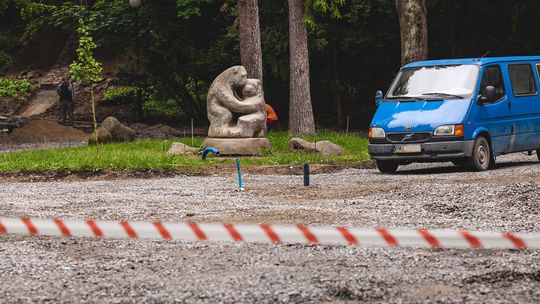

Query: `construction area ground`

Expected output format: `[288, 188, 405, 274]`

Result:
[0, 153, 539, 303]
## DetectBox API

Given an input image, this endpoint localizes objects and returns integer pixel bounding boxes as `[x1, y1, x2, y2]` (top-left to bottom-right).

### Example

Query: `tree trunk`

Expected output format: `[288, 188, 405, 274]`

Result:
[396, 0, 428, 65]
[288, 0, 315, 135]
[331, 43, 345, 128]
[238, 0, 263, 82]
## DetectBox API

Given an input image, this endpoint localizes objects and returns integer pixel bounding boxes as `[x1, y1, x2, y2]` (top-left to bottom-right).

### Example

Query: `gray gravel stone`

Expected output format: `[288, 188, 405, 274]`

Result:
[1, 153, 540, 303]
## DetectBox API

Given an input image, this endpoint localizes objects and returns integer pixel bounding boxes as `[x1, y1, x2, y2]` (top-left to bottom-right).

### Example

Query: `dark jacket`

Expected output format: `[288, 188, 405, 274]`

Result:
[57, 82, 76, 102]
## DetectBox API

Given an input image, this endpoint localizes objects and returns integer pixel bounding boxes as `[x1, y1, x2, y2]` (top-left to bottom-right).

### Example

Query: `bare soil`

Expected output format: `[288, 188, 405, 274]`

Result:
[0, 120, 88, 147]
[0, 162, 375, 183]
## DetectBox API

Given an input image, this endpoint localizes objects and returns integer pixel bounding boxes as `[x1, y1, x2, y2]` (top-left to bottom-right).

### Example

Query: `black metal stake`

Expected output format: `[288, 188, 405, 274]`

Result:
[303, 163, 310, 187]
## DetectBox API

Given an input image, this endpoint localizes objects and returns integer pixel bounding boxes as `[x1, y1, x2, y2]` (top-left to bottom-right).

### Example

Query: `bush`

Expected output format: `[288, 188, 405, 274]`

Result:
[0, 78, 31, 99]
[0, 51, 11, 71]
[0, 35, 12, 71]
[102, 85, 137, 105]
[144, 98, 184, 119]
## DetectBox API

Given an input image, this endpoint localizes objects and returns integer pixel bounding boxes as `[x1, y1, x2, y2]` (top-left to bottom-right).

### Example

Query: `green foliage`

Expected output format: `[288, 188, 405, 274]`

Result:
[103, 86, 137, 104]
[307, 0, 345, 18]
[15, 0, 87, 42]
[69, 18, 102, 85]
[0, 0, 8, 17]
[176, 0, 212, 19]
[304, 0, 345, 29]
[0, 50, 11, 71]
[0, 132, 369, 172]
[8, 0, 540, 132]
[0, 78, 31, 98]
[18, 1, 56, 42]
[144, 98, 184, 119]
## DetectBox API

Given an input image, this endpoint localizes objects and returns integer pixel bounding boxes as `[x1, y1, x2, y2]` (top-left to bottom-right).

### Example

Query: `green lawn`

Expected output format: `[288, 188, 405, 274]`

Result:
[0, 131, 369, 172]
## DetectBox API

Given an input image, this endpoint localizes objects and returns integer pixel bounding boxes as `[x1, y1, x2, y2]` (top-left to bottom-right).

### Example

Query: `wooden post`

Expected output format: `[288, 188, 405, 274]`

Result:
[191, 118, 194, 147]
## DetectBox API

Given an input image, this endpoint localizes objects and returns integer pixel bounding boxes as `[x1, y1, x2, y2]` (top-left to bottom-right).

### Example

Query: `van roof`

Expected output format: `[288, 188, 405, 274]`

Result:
[403, 56, 540, 69]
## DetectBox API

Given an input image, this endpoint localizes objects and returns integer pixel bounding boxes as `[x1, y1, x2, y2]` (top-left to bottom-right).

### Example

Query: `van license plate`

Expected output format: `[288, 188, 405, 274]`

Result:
[394, 144, 421, 154]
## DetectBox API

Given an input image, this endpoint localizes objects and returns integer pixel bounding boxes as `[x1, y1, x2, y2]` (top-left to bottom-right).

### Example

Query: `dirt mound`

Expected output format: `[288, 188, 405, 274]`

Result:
[6, 120, 88, 143]
[130, 123, 184, 139]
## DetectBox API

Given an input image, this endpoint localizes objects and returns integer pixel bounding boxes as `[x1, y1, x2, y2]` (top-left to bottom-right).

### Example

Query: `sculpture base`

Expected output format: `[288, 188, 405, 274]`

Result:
[202, 138, 272, 156]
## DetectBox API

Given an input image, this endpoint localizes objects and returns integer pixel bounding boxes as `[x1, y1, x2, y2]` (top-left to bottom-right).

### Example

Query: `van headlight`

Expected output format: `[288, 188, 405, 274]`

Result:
[369, 127, 385, 138]
[434, 124, 464, 136]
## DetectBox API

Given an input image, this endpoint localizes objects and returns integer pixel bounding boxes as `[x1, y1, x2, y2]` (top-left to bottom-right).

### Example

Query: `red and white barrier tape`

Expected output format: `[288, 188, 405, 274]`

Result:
[0, 217, 538, 249]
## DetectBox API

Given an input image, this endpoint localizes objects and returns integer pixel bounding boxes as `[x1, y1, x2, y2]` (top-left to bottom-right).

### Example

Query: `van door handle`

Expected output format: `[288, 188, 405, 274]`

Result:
[508, 100, 511, 110]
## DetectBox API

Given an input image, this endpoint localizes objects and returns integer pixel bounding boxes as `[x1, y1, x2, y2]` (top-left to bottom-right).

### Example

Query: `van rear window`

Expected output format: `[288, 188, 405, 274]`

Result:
[508, 64, 537, 96]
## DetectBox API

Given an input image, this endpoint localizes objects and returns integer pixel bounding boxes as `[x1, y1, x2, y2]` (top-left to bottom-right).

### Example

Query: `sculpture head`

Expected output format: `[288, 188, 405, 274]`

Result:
[228, 66, 248, 88]
[242, 79, 261, 98]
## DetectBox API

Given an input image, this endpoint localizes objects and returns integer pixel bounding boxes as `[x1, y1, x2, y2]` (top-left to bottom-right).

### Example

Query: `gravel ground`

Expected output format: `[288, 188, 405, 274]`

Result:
[1, 153, 540, 303]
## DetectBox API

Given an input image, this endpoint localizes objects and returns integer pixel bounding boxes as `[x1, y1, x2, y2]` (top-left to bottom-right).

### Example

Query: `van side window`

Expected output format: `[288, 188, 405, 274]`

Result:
[508, 64, 537, 96]
[480, 65, 506, 102]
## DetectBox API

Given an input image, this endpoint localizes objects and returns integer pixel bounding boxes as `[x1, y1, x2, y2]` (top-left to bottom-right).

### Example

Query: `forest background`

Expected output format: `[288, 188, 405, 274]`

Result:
[1, 0, 539, 132]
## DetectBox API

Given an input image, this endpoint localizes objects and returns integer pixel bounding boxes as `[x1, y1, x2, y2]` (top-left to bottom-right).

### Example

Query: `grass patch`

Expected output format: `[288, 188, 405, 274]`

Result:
[0, 131, 369, 172]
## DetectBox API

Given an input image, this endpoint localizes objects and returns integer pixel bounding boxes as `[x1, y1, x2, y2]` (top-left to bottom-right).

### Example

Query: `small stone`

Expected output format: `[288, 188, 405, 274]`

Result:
[288, 138, 343, 155]
[314, 140, 344, 156]
[167, 142, 199, 156]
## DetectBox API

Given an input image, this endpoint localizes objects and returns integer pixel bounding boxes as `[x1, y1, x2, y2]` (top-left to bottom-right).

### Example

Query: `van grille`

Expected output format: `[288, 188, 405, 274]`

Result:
[386, 132, 432, 142]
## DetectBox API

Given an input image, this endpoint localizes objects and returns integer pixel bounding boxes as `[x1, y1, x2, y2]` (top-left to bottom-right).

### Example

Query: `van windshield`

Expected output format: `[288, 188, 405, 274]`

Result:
[387, 64, 479, 100]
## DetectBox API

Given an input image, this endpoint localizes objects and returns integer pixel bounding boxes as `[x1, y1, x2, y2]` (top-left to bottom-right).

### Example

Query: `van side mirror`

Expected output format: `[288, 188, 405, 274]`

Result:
[375, 90, 383, 106]
[479, 86, 495, 104]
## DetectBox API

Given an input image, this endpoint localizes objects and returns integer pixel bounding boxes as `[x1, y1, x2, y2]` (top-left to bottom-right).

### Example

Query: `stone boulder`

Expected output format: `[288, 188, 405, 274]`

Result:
[167, 142, 199, 156]
[203, 138, 271, 155]
[89, 116, 136, 144]
[288, 138, 318, 153]
[314, 140, 344, 155]
[288, 137, 343, 156]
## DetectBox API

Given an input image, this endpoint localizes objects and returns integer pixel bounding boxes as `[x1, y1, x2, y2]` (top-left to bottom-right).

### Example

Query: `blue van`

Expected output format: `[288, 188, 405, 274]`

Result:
[368, 56, 540, 173]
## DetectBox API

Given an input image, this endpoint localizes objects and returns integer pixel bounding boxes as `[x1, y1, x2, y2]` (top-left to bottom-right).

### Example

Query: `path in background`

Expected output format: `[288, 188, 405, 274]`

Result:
[19, 90, 57, 116]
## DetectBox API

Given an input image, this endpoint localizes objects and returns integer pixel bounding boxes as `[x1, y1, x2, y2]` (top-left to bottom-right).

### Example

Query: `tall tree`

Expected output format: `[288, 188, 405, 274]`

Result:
[396, 0, 428, 65]
[238, 0, 263, 82]
[288, 0, 315, 135]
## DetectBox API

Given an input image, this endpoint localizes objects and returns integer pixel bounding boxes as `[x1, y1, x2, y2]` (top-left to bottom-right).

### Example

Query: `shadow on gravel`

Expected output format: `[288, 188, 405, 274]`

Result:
[395, 160, 538, 175]
[463, 270, 540, 284]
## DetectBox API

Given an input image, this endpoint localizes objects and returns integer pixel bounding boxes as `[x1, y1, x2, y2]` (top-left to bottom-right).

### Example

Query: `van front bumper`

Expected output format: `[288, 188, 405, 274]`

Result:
[368, 140, 475, 161]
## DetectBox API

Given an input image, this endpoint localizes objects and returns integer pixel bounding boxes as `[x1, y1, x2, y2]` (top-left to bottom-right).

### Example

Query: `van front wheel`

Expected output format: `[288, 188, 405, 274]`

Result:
[376, 160, 399, 174]
[468, 136, 492, 171]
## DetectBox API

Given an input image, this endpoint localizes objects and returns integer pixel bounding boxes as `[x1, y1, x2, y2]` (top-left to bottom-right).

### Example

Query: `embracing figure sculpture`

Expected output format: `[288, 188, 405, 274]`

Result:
[206, 66, 266, 138]
[204, 66, 271, 155]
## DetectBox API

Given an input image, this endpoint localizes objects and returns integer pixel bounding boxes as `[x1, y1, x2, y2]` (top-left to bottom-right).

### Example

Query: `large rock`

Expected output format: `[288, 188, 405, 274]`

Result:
[89, 116, 136, 144]
[203, 138, 271, 155]
[288, 137, 343, 156]
[168, 142, 199, 156]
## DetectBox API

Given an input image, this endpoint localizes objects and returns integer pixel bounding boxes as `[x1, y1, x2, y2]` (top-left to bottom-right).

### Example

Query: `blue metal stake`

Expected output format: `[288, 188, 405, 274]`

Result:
[202, 147, 220, 160]
[236, 158, 243, 191]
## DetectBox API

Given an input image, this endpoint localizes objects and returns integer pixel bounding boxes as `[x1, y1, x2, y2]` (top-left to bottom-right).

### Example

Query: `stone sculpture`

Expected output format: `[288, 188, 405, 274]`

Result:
[203, 66, 271, 155]
[207, 66, 266, 138]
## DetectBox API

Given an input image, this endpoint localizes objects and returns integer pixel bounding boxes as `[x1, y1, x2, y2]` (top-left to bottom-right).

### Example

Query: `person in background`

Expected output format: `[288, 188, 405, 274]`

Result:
[265, 103, 278, 129]
[57, 76, 76, 123]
